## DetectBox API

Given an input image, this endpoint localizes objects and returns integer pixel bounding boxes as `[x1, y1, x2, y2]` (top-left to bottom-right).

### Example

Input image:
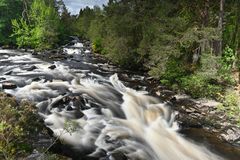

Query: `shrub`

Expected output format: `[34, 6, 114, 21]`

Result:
[161, 58, 187, 84]
[218, 90, 240, 126]
[180, 75, 223, 98]
[92, 38, 103, 53]
[218, 46, 236, 85]
[0, 93, 42, 159]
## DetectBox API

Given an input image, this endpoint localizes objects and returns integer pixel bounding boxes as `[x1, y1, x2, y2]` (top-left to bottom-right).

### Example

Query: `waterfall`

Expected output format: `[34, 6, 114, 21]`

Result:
[0, 46, 224, 160]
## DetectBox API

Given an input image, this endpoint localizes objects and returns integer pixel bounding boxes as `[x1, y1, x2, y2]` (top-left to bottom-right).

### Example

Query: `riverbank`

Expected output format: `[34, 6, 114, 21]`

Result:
[5, 39, 239, 146]
[89, 40, 240, 147]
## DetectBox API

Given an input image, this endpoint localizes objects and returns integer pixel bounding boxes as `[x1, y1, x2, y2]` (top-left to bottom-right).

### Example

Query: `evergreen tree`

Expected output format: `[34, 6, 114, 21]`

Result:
[0, 0, 23, 45]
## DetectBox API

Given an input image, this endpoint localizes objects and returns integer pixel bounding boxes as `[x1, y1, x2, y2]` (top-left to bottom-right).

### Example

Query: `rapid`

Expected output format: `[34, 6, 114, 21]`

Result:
[0, 42, 232, 160]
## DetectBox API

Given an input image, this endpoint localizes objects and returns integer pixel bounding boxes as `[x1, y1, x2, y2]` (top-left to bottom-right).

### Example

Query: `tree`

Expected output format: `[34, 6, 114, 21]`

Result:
[218, 0, 225, 55]
[0, 0, 23, 45]
[12, 0, 60, 50]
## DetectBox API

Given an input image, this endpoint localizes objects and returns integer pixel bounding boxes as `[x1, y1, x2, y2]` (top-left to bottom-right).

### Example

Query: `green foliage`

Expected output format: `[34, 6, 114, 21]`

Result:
[12, 0, 60, 50]
[221, 46, 235, 70]
[0, 93, 42, 160]
[218, 90, 240, 126]
[0, 0, 23, 44]
[64, 120, 78, 135]
[11, 18, 32, 47]
[180, 74, 223, 98]
[92, 38, 103, 53]
[218, 46, 236, 84]
[157, 58, 187, 85]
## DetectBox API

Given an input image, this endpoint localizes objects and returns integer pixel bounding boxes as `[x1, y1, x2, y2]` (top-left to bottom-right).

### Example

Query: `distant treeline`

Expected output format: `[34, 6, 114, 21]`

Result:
[73, 0, 240, 98]
[0, 0, 240, 98]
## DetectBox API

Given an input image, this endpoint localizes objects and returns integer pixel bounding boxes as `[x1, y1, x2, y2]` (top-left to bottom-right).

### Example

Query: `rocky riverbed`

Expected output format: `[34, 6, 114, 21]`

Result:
[0, 40, 240, 159]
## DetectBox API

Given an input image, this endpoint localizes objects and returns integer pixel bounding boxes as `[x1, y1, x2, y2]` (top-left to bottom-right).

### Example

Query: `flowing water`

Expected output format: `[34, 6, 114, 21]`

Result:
[0, 43, 239, 159]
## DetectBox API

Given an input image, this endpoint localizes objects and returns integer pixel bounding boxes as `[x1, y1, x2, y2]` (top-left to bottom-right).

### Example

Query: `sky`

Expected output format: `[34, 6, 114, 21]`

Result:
[63, 0, 109, 15]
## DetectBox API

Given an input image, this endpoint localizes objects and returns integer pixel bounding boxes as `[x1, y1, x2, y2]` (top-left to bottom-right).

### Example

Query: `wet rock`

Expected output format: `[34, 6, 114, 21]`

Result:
[4, 71, 12, 75]
[110, 152, 128, 160]
[73, 110, 85, 119]
[48, 65, 56, 70]
[0, 77, 6, 81]
[32, 51, 38, 55]
[146, 76, 154, 81]
[66, 105, 73, 111]
[32, 77, 41, 82]
[2, 82, 17, 89]
[24, 65, 37, 71]
[170, 96, 177, 102]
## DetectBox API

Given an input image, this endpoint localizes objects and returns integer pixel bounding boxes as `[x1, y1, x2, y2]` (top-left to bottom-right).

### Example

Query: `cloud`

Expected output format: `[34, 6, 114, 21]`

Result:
[63, 0, 109, 14]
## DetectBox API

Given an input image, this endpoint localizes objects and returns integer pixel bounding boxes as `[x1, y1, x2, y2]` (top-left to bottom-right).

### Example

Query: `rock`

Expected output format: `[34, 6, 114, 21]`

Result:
[50, 49, 58, 54]
[73, 110, 85, 119]
[2, 82, 17, 89]
[25, 149, 42, 160]
[32, 77, 41, 82]
[24, 65, 37, 71]
[1, 45, 11, 49]
[4, 71, 12, 75]
[32, 51, 38, 55]
[170, 96, 177, 102]
[221, 127, 240, 142]
[186, 108, 196, 113]
[48, 65, 56, 70]
[156, 91, 161, 96]
[110, 152, 128, 160]
[66, 105, 73, 111]
[146, 76, 154, 81]
[0, 77, 6, 81]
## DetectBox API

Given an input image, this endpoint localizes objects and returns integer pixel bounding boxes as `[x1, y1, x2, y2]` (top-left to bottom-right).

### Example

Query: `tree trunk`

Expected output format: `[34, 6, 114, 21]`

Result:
[203, 0, 209, 27]
[232, 2, 240, 69]
[218, 0, 224, 56]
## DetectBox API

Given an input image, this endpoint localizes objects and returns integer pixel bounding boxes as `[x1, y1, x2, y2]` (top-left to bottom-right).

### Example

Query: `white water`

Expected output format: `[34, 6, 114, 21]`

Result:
[0, 45, 223, 160]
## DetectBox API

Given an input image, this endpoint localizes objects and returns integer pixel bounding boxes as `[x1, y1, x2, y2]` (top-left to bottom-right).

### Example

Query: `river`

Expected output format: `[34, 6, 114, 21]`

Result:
[0, 42, 239, 160]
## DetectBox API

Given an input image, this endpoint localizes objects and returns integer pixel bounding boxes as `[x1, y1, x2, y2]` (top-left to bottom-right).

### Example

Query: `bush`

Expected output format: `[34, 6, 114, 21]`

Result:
[218, 46, 236, 85]
[92, 38, 103, 53]
[180, 75, 223, 98]
[0, 93, 42, 159]
[218, 90, 240, 126]
[161, 58, 187, 83]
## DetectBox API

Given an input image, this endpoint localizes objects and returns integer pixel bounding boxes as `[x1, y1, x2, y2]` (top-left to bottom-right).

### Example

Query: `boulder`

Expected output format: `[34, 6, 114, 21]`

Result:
[2, 82, 17, 89]
[48, 65, 56, 70]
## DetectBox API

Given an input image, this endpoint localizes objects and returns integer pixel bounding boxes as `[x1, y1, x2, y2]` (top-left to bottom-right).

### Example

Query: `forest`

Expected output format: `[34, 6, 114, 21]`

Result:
[0, 0, 240, 159]
[1, 0, 240, 97]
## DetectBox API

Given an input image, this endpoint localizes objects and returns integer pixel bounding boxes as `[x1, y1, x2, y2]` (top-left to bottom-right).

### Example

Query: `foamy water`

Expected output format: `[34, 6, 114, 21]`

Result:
[0, 44, 223, 160]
